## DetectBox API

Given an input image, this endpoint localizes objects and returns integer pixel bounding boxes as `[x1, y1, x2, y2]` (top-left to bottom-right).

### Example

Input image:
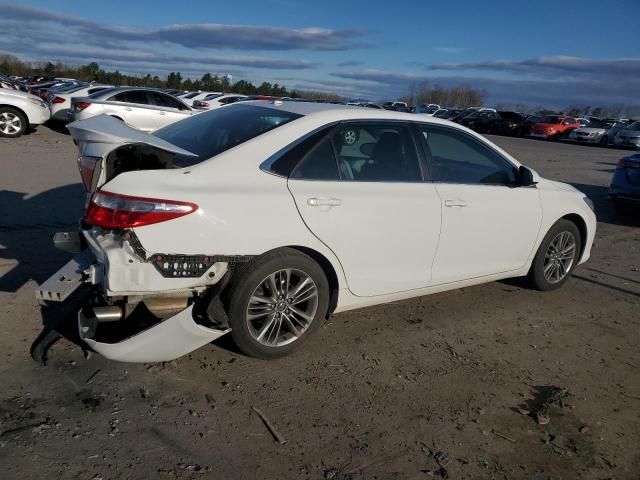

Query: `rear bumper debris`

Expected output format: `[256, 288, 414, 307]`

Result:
[36, 249, 95, 302]
[78, 304, 230, 363]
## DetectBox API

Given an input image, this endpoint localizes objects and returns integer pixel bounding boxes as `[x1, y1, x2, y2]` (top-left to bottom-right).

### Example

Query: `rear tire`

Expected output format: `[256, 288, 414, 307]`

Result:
[0, 107, 27, 138]
[526, 219, 582, 291]
[226, 248, 329, 359]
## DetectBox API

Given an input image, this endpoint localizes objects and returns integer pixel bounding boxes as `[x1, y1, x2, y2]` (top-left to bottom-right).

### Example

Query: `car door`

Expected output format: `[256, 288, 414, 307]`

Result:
[417, 124, 542, 285]
[148, 92, 192, 129]
[287, 122, 442, 297]
[108, 91, 156, 131]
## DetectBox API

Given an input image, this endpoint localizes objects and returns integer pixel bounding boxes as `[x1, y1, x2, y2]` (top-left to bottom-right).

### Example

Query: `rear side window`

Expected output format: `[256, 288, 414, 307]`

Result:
[291, 138, 339, 180]
[419, 126, 517, 185]
[330, 123, 422, 182]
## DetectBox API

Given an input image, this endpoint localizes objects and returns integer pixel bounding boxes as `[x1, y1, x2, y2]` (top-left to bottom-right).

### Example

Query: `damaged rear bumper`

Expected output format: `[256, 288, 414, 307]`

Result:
[78, 304, 230, 363]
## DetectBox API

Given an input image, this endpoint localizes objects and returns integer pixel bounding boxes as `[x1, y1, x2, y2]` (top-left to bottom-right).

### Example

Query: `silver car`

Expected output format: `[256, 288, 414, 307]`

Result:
[614, 121, 640, 149]
[70, 87, 195, 132]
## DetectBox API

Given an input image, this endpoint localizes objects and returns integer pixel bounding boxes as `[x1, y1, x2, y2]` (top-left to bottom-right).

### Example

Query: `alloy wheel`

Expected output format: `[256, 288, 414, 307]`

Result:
[246, 269, 318, 347]
[543, 231, 577, 284]
[0, 112, 22, 135]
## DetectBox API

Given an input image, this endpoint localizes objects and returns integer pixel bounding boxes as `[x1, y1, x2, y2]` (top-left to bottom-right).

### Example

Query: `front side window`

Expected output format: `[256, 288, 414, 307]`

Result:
[419, 126, 517, 185]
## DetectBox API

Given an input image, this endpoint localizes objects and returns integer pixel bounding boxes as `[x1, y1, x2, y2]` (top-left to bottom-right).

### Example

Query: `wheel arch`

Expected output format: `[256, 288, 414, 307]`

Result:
[0, 104, 29, 122]
[286, 245, 340, 316]
[560, 213, 588, 261]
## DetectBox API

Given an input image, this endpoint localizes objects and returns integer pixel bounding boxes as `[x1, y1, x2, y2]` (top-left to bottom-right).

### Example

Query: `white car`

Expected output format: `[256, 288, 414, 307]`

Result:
[569, 119, 627, 146]
[192, 93, 247, 110]
[37, 102, 596, 363]
[48, 84, 113, 122]
[0, 89, 50, 137]
[70, 87, 195, 132]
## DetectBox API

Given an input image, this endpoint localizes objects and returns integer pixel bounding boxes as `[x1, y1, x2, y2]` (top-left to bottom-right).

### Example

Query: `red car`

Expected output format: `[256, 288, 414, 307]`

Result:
[530, 115, 580, 139]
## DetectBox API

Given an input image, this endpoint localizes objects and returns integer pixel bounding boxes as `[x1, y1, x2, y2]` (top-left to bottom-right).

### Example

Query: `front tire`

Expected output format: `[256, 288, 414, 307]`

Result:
[0, 107, 27, 138]
[527, 220, 582, 291]
[226, 248, 329, 359]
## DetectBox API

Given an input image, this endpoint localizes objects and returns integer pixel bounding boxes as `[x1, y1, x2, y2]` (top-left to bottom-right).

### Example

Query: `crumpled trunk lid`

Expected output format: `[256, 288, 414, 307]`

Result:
[66, 114, 197, 191]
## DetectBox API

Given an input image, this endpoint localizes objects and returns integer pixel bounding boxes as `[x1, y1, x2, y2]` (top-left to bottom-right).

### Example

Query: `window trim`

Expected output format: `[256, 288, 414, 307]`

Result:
[416, 123, 520, 187]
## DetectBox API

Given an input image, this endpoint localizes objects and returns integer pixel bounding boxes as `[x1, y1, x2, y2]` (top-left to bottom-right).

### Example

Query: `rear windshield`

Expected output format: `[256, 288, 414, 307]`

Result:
[153, 104, 303, 163]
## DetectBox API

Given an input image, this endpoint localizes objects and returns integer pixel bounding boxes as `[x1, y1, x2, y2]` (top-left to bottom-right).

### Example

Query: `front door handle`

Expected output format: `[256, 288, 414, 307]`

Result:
[307, 197, 342, 207]
[444, 199, 468, 207]
[158, 111, 167, 115]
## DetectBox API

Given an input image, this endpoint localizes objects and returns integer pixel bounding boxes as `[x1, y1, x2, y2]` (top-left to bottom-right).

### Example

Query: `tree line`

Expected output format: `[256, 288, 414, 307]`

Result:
[0, 54, 326, 99]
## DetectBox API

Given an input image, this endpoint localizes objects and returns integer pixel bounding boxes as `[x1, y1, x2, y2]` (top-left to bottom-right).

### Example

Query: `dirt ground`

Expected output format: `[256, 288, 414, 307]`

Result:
[0, 124, 638, 480]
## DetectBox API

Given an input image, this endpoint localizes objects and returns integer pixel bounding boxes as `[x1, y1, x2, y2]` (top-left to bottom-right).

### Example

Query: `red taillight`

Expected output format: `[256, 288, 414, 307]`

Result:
[84, 191, 198, 229]
[617, 158, 640, 169]
[52, 96, 65, 104]
[74, 101, 92, 111]
[78, 155, 99, 191]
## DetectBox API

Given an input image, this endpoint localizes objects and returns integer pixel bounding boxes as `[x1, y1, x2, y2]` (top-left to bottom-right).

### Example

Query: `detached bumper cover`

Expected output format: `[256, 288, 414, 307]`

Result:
[79, 305, 230, 363]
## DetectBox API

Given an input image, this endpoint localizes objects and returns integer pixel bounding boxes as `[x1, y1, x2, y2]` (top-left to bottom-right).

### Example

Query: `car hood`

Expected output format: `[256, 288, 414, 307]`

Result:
[67, 114, 197, 158]
[533, 123, 561, 129]
[537, 178, 582, 194]
[0, 88, 43, 102]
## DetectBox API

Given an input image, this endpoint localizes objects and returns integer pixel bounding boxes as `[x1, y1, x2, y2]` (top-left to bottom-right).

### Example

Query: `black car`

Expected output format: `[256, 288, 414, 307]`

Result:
[513, 114, 543, 137]
[458, 110, 500, 132]
[433, 108, 462, 119]
[483, 111, 527, 135]
[450, 108, 479, 123]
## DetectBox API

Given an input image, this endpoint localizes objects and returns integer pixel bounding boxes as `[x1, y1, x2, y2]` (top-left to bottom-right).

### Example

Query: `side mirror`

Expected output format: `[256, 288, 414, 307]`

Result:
[518, 166, 536, 187]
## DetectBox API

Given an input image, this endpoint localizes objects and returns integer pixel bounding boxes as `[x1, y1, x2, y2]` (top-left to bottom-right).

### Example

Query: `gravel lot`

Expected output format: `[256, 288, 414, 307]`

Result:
[0, 125, 639, 480]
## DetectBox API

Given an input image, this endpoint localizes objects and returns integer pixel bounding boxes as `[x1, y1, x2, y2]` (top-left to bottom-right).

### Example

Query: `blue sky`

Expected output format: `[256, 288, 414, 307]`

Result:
[1, 0, 638, 106]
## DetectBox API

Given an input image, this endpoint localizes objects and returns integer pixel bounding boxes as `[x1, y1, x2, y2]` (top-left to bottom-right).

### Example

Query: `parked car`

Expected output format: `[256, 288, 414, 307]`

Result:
[414, 104, 441, 115]
[433, 108, 461, 120]
[48, 84, 113, 122]
[609, 154, 640, 214]
[513, 115, 542, 137]
[484, 111, 527, 135]
[450, 107, 480, 123]
[568, 119, 627, 146]
[530, 115, 580, 139]
[70, 87, 195, 131]
[37, 101, 596, 363]
[614, 121, 640, 149]
[192, 93, 247, 110]
[0, 89, 50, 137]
[457, 110, 501, 132]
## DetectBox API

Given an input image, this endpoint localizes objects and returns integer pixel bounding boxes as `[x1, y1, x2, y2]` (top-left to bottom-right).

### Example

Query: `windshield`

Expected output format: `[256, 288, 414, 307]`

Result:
[153, 104, 303, 162]
[203, 93, 223, 101]
[626, 122, 640, 131]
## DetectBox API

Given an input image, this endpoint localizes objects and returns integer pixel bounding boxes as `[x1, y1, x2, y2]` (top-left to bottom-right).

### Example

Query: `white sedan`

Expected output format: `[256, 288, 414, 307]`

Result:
[192, 93, 246, 109]
[37, 102, 596, 362]
[47, 84, 113, 122]
[0, 88, 50, 137]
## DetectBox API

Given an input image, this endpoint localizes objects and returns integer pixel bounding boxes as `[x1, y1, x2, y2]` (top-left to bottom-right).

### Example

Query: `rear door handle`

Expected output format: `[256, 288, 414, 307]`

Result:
[158, 111, 166, 115]
[124, 107, 133, 111]
[444, 199, 468, 207]
[307, 197, 342, 207]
